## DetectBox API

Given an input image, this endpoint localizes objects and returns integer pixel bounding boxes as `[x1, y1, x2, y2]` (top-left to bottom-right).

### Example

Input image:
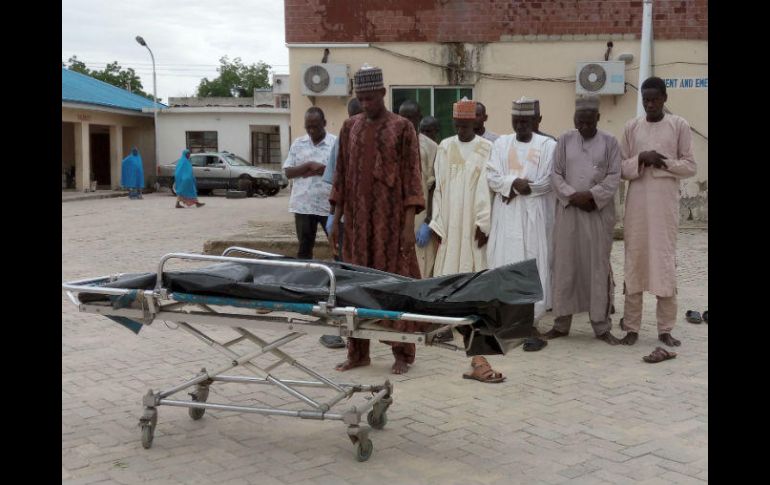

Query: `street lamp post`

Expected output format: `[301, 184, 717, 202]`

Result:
[135, 35, 160, 181]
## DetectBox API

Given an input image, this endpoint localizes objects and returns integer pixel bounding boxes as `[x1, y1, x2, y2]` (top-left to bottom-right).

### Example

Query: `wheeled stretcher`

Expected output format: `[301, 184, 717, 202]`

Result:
[62, 247, 541, 461]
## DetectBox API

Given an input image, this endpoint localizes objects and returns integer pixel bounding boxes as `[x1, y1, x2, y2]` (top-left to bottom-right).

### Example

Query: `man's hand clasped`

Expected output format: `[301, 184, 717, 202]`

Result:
[568, 191, 597, 212]
[638, 150, 668, 170]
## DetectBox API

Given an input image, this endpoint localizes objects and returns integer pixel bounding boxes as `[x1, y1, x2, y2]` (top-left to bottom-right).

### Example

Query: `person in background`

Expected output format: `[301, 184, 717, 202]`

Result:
[318, 99, 362, 350]
[121, 147, 144, 199]
[419, 116, 441, 144]
[174, 149, 204, 208]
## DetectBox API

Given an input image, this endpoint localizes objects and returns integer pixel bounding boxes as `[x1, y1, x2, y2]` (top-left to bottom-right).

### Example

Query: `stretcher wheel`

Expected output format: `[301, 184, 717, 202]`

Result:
[189, 407, 206, 420]
[354, 438, 373, 462]
[141, 424, 154, 449]
[188, 385, 209, 420]
[366, 410, 387, 430]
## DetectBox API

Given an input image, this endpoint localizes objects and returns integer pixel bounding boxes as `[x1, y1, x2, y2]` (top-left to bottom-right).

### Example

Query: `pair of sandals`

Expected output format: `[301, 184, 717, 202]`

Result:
[685, 310, 708, 324]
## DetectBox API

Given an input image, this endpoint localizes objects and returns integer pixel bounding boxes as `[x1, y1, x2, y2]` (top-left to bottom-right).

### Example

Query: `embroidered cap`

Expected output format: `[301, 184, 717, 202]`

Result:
[512, 96, 538, 116]
[575, 95, 600, 111]
[353, 64, 384, 92]
[452, 97, 477, 120]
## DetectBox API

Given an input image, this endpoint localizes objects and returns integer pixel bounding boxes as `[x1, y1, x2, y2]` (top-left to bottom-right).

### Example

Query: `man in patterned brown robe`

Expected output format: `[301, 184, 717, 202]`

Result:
[329, 65, 428, 374]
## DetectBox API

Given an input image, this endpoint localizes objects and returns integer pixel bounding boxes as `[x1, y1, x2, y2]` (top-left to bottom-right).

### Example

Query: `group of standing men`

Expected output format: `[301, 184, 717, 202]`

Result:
[283, 64, 696, 381]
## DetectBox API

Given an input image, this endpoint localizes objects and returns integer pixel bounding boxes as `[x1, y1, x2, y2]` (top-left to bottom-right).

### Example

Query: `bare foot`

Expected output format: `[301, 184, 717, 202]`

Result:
[335, 359, 370, 371]
[542, 329, 568, 340]
[621, 332, 638, 345]
[391, 359, 409, 374]
[659, 333, 681, 347]
[596, 331, 621, 345]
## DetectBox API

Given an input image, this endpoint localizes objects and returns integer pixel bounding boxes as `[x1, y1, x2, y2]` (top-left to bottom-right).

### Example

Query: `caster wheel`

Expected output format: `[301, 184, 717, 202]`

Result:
[141, 424, 154, 449]
[355, 438, 373, 462]
[367, 410, 387, 430]
[189, 407, 206, 420]
[188, 386, 209, 420]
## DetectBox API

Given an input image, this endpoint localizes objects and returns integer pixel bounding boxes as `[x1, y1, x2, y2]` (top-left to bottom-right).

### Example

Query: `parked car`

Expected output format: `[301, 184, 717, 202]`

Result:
[157, 152, 288, 197]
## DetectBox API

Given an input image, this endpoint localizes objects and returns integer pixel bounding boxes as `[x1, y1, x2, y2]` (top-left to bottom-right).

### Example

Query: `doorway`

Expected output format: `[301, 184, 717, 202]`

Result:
[89, 125, 111, 188]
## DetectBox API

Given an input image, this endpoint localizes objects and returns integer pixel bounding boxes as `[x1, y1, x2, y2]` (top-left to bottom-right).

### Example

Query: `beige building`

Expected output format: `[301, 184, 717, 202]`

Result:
[285, 1, 708, 222]
[61, 68, 159, 192]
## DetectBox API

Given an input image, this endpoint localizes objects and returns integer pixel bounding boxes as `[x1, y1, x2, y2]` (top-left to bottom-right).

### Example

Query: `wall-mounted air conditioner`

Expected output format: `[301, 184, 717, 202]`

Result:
[576, 61, 625, 95]
[300, 64, 350, 96]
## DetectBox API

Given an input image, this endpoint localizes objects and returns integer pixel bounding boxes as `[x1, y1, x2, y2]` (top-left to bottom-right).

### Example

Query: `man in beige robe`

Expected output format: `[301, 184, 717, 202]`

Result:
[429, 98, 492, 275]
[619, 77, 697, 347]
[399, 100, 438, 278]
[542, 96, 622, 345]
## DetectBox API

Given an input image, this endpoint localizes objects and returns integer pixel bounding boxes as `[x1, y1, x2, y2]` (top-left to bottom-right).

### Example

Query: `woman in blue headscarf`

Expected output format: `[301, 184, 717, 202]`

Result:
[174, 149, 205, 208]
[121, 147, 145, 199]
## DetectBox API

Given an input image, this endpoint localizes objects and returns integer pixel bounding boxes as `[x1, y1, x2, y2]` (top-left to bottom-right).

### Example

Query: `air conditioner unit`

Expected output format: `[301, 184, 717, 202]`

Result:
[301, 64, 350, 96]
[576, 61, 625, 95]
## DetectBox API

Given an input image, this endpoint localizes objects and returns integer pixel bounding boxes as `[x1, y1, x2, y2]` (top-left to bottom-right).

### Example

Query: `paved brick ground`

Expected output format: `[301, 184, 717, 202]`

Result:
[62, 192, 708, 484]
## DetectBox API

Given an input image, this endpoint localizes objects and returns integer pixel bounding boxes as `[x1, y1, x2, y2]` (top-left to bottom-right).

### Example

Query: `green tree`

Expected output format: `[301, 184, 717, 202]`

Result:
[64, 56, 162, 103]
[196, 56, 272, 97]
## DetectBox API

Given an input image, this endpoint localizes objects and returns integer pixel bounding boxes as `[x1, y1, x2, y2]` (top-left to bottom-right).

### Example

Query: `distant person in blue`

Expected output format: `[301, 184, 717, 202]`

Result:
[323, 97, 363, 261]
[121, 147, 144, 199]
[174, 149, 205, 208]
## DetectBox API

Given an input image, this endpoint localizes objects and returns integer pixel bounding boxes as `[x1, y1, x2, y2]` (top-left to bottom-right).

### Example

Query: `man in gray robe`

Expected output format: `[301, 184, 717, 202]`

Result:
[542, 95, 622, 345]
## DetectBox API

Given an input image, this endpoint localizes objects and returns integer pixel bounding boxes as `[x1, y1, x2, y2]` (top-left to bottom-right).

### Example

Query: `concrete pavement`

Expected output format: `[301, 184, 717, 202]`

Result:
[62, 192, 708, 484]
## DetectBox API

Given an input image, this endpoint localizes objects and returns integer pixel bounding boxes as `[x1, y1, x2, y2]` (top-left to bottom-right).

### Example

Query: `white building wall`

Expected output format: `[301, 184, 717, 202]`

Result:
[155, 110, 291, 167]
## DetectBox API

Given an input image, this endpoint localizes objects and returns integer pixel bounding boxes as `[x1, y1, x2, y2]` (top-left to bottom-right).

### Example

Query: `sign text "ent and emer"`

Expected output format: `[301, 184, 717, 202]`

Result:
[662, 78, 708, 89]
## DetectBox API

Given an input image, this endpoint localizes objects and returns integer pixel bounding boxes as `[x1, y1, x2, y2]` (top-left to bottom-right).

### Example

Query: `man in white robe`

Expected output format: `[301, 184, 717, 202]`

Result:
[486, 97, 557, 325]
[430, 98, 492, 276]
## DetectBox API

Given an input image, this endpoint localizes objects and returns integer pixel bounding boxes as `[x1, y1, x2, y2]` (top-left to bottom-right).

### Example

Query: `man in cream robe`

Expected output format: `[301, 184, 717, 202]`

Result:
[429, 98, 492, 276]
[431, 98, 504, 384]
[399, 100, 439, 278]
[619, 77, 697, 348]
[486, 97, 556, 323]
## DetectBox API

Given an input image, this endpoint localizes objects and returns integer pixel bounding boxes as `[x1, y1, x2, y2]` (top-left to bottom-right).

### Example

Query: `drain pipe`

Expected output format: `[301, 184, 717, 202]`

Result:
[637, 0, 654, 116]
[617, 0, 653, 235]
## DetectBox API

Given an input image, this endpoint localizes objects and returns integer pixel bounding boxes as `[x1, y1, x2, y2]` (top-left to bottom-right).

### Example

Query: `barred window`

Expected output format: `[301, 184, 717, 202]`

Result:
[186, 131, 218, 153]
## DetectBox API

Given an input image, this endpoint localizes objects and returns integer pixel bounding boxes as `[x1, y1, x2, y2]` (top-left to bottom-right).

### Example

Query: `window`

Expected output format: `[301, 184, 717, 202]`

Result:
[186, 131, 218, 153]
[391, 86, 474, 141]
[252, 131, 281, 164]
[189, 154, 207, 167]
[276, 94, 290, 109]
[223, 153, 253, 167]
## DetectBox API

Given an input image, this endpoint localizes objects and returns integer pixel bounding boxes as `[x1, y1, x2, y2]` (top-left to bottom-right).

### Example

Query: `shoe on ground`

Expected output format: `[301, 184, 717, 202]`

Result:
[320, 335, 345, 349]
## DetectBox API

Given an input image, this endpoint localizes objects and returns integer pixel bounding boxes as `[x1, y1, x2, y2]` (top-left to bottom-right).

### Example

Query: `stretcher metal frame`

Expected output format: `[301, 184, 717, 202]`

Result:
[62, 247, 477, 461]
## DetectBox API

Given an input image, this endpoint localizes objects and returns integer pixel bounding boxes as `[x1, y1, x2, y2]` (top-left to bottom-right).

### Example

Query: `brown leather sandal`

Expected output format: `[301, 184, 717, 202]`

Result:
[462, 356, 505, 383]
[642, 347, 677, 363]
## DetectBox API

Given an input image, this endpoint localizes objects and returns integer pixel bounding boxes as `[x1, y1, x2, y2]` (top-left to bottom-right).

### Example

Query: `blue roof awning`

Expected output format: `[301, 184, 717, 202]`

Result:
[62, 68, 166, 112]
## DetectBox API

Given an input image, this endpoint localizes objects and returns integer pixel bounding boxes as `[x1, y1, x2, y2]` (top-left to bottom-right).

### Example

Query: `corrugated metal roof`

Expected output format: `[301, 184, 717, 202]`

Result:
[62, 68, 165, 112]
